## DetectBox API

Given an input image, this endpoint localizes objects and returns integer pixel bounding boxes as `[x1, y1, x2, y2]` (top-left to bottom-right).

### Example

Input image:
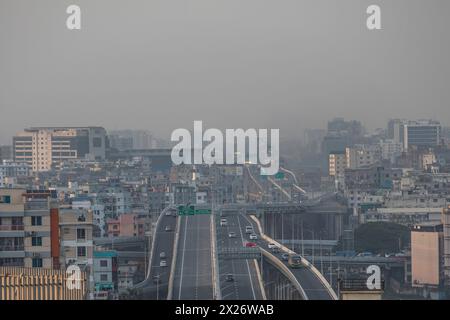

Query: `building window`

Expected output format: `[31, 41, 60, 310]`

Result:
[77, 246, 86, 257]
[31, 216, 42, 226]
[93, 137, 102, 148]
[32, 258, 43, 268]
[100, 260, 108, 267]
[77, 228, 86, 240]
[0, 196, 11, 204]
[31, 237, 42, 246]
[100, 274, 108, 282]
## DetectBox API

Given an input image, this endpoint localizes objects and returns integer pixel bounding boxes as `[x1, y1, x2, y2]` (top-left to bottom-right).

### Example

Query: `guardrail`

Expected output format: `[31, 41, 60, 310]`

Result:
[253, 260, 267, 300]
[167, 214, 181, 300]
[249, 215, 338, 300]
[210, 213, 221, 300]
[133, 206, 169, 290]
[259, 247, 308, 300]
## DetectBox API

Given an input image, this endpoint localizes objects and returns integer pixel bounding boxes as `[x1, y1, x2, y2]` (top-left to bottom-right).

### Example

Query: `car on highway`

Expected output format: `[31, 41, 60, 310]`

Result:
[357, 252, 373, 257]
[160, 260, 167, 267]
[159, 252, 166, 259]
[288, 254, 303, 268]
[228, 232, 237, 238]
[245, 226, 253, 234]
[268, 243, 277, 249]
[225, 274, 234, 282]
[165, 225, 172, 232]
[249, 233, 258, 240]
[220, 218, 228, 226]
[271, 246, 280, 253]
[245, 242, 257, 248]
[165, 210, 172, 216]
[281, 253, 290, 261]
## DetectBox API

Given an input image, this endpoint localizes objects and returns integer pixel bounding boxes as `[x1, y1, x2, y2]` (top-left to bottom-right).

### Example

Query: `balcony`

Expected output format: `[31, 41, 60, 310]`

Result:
[0, 245, 25, 251]
[24, 200, 48, 210]
[0, 225, 24, 231]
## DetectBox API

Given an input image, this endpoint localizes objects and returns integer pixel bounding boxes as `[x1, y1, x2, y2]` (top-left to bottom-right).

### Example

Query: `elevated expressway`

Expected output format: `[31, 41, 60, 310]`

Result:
[138, 194, 340, 300]
[133, 206, 178, 299]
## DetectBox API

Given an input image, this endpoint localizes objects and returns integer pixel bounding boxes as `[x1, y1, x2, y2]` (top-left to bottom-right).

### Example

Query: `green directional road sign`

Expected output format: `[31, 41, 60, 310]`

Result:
[274, 172, 285, 180]
[178, 205, 211, 216]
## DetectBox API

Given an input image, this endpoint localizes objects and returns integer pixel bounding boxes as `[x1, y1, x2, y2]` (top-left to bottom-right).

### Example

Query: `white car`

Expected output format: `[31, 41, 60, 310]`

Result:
[160, 260, 167, 267]
[268, 243, 277, 249]
[228, 232, 237, 238]
[249, 233, 258, 240]
[220, 219, 228, 227]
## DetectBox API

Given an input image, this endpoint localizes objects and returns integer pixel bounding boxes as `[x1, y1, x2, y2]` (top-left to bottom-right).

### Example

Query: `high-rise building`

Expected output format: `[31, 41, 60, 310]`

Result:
[13, 127, 107, 172]
[387, 119, 406, 144]
[403, 120, 441, 151]
[109, 130, 155, 151]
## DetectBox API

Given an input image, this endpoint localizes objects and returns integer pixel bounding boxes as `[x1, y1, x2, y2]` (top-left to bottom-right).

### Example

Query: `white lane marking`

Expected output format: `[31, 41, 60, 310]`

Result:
[237, 215, 256, 300]
[178, 216, 189, 300]
[195, 216, 200, 300]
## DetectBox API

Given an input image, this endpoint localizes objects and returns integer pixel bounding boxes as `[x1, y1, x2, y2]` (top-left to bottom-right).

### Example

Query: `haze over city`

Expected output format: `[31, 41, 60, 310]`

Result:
[1, 0, 450, 145]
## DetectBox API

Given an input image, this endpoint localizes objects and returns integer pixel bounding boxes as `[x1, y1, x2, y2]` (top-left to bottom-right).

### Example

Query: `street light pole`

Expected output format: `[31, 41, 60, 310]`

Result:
[155, 273, 160, 300]
[320, 232, 323, 275]
[301, 220, 304, 257]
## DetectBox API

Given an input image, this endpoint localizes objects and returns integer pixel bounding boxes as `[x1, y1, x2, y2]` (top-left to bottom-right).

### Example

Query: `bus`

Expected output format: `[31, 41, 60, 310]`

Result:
[288, 254, 303, 268]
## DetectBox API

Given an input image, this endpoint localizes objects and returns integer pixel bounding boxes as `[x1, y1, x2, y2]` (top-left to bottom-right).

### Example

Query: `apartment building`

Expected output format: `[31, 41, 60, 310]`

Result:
[13, 127, 107, 172]
[58, 207, 94, 268]
[379, 139, 403, 164]
[106, 213, 146, 238]
[411, 222, 445, 299]
[0, 189, 59, 269]
[443, 206, 450, 288]
[0, 161, 30, 188]
[329, 151, 346, 189]
[93, 250, 118, 296]
[345, 144, 382, 169]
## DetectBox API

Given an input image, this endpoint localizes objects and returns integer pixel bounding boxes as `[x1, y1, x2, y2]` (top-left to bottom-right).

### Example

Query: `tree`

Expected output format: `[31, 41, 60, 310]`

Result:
[354, 222, 410, 254]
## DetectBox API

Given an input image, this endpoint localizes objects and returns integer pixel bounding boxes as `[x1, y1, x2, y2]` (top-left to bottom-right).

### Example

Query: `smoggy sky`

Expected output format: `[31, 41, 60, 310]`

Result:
[1, 0, 449, 145]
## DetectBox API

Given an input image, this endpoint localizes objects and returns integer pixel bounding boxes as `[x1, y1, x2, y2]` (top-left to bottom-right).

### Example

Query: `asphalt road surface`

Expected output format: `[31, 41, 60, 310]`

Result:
[172, 214, 214, 300]
[139, 210, 177, 299]
[216, 212, 264, 300]
[243, 214, 334, 300]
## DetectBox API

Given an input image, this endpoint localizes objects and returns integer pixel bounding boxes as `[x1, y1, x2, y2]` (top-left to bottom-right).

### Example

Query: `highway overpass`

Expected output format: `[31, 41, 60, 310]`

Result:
[215, 212, 265, 300]
[171, 214, 215, 300]
[134, 206, 178, 299]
